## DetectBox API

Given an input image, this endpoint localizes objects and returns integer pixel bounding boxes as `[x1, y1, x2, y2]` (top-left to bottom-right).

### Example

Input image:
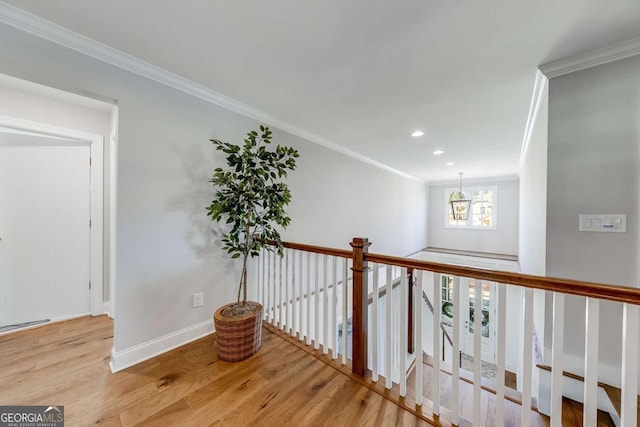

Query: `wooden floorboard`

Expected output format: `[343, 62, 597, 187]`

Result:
[0, 315, 429, 426]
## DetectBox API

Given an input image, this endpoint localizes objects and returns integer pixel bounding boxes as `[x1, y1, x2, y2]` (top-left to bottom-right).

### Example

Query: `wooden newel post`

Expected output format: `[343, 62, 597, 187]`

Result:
[350, 237, 371, 377]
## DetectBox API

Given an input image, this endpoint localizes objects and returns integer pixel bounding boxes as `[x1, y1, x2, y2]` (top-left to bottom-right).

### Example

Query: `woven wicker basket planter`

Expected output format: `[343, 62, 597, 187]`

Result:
[214, 302, 263, 362]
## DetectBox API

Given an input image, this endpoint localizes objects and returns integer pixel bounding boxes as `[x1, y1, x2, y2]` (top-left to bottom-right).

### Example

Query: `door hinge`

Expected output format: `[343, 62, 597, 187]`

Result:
[89, 219, 92, 228]
[89, 157, 92, 166]
[89, 281, 92, 290]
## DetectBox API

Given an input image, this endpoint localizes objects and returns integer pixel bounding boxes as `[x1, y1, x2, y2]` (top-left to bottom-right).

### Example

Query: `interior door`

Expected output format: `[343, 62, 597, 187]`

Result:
[0, 132, 90, 327]
[461, 278, 495, 364]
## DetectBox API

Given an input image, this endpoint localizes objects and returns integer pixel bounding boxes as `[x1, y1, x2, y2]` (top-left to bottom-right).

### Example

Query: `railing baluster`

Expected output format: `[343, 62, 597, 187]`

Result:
[272, 249, 277, 326]
[278, 253, 283, 330]
[284, 249, 291, 334]
[621, 303, 639, 427]
[415, 270, 424, 406]
[385, 264, 392, 389]
[496, 283, 507, 427]
[451, 275, 461, 424]
[432, 272, 440, 414]
[342, 258, 348, 365]
[584, 297, 599, 427]
[297, 250, 303, 342]
[266, 251, 271, 324]
[314, 253, 319, 349]
[332, 256, 338, 359]
[550, 292, 564, 427]
[522, 287, 533, 427]
[306, 252, 311, 345]
[323, 254, 329, 355]
[400, 267, 407, 397]
[260, 247, 265, 317]
[472, 279, 482, 426]
[372, 263, 379, 382]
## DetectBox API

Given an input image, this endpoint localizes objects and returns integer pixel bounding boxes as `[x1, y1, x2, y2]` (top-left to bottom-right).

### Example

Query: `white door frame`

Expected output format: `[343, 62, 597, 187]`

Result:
[0, 114, 104, 316]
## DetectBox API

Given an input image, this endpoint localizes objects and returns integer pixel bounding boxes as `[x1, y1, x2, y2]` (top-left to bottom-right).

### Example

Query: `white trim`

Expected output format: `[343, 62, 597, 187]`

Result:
[0, 115, 105, 316]
[539, 36, 640, 79]
[109, 319, 214, 372]
[108, 106, 118, 321]
[519, 70, 547, 167]
[0, 2, 420, 183]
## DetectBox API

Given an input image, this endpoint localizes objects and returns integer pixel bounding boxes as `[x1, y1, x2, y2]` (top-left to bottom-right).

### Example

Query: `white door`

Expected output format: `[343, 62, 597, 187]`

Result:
[461, 278, 496, 364]
[0, 132, 91, 327]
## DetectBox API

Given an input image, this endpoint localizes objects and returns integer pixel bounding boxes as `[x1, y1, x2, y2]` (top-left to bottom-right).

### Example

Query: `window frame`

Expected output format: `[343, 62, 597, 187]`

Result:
[443, 185, 498, 230]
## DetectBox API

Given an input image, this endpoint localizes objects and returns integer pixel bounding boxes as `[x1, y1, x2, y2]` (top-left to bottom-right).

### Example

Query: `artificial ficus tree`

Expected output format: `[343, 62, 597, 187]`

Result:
[206, 126, 299, 307]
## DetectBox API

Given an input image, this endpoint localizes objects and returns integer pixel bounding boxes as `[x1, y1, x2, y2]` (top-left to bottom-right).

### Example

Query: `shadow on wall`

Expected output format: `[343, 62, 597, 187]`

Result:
[167, 141, 225, 259]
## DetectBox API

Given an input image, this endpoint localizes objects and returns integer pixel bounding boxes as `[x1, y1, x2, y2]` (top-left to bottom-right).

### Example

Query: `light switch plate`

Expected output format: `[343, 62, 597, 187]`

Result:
[579, 214, 626, 233]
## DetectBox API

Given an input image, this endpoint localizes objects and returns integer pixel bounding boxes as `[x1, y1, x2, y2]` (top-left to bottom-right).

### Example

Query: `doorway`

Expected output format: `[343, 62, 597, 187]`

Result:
[0, 121, 104, 330]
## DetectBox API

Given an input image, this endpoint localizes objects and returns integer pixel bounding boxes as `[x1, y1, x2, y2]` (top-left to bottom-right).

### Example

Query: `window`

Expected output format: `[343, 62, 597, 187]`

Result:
[444, 185, 497, 229]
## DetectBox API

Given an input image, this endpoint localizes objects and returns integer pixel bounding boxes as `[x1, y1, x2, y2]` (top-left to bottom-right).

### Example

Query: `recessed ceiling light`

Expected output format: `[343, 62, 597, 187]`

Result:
[433, 150, 444, 155]
[411, 130, 424, 137]
[446, 162, 455, 166]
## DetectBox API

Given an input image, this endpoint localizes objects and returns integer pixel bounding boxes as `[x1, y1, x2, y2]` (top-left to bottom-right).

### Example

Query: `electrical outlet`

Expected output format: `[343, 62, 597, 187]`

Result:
[192, 292, 203, 308]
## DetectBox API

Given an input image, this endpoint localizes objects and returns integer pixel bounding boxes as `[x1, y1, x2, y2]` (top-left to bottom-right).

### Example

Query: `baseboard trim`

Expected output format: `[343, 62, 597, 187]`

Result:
[109, 319, 214, 373]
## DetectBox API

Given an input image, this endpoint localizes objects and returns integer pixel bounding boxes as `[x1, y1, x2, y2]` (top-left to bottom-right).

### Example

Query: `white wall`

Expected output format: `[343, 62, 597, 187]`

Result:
[0, 24, 428, 361]
[428, 178, 519, 255]
[546, 54, 640, 388]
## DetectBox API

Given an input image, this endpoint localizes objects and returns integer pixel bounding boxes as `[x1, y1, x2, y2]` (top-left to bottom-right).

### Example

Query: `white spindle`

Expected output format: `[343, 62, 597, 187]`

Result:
[272, 250, 277, 326]
[522, 287, 533, 427]
[306, 252, 311, 345]
[472, 279, 482, 426]
[451, 276, 461, 424]
[432, 272, 440, 413]
[400, 268, 407, 397]
[314, 254, 319, 349]
[285, 249, 290, 334]
[385, 265, 393, 389]
[278, 254, 283, 329]
[331, 256, 338, 359]
[621, 303, 639, 427]
[584, 297, 599, 427]
[323, 255, 329, 355]
[496, 283, 507, 427]
[291, 250, 297, 337]
[297, 250, 303, 341]
[260, 248, 265, 317]
[550, 292, 565, 427]
[342, 258, 348, 365]
[266, 251, 271, 323]
[415, 270, 424, 406]
[372, 263, 379, 382]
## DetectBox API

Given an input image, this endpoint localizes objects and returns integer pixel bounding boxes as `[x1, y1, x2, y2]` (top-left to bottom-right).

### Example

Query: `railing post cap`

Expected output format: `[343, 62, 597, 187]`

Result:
[350, 237, 372, 249]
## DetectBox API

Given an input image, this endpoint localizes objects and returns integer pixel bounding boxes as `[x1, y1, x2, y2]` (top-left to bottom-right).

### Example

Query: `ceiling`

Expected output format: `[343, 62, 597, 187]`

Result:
[4, 1, 640, 182]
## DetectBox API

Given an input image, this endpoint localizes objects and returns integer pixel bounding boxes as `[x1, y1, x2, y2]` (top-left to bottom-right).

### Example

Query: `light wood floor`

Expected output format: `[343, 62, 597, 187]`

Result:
[0, 315, 429, 426]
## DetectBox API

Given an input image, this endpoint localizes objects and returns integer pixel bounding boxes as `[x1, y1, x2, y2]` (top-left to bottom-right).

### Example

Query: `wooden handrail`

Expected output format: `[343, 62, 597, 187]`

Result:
[364, 252, 640, 305]
[282, 241, 352, 259]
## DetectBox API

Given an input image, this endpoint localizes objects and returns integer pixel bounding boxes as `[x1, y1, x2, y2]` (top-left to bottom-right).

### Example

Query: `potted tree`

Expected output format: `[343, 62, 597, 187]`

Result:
[206, 125, 299, 361]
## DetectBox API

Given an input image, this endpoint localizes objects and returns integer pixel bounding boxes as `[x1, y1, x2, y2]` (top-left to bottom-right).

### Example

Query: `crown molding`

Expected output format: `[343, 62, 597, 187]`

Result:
[540, 36, 640, 78]
[0, 2, 421, 182]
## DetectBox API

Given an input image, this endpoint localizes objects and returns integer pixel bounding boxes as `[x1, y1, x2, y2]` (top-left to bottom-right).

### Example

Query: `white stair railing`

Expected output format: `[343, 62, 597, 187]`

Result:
[257, 238, 640, 427]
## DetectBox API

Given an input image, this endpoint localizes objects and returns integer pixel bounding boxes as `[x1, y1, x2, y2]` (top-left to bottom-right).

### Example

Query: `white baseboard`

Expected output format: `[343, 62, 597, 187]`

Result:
[109, 319, 214, 373]
[103, 301, 113, 319]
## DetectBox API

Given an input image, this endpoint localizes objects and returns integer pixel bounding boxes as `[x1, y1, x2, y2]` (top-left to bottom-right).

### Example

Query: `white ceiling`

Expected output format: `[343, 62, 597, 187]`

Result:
[4, 1, 640, 182]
